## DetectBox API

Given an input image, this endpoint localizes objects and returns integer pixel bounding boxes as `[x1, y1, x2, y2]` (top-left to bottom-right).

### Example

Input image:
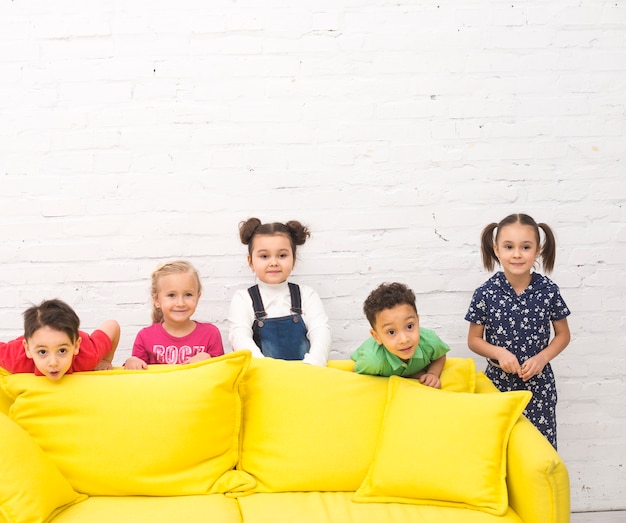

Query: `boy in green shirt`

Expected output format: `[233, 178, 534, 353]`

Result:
[350, 282, 449, 388]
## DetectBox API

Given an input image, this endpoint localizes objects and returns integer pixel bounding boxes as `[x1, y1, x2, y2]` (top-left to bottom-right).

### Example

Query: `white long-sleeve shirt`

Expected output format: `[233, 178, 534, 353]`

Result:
[228, 280, 331, 366]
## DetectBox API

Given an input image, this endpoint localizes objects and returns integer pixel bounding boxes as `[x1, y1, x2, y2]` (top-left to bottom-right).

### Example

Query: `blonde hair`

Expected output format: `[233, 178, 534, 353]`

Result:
[151, 260, 202, 323]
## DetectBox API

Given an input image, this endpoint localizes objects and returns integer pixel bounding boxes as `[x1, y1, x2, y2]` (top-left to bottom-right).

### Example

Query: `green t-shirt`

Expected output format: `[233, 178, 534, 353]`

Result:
[350, 327, 450, 377]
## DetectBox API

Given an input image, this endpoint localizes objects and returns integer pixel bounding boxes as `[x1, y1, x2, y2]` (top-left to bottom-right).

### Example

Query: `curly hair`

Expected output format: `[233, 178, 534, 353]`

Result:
[363, 282, 417, 327]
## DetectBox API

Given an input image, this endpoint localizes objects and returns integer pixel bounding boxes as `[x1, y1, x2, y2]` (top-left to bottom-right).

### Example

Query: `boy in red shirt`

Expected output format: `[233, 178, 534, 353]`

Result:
[0, 299, 120, 380]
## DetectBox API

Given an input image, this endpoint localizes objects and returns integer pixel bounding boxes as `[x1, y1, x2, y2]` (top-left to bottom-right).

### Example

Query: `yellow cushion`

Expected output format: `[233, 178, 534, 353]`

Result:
[438, 357, 476, 392]
[238, 357, 389, 492]
[237, 492, 524, 523]
[0, 368, 11, 415]
[50, 495, 242, 523]
[327, 357, 477, 393]
[0, 411, 86, 523]
[0, 351, 250, 496]
[354, 376, 531, 516]
[326, 359, 355, 372]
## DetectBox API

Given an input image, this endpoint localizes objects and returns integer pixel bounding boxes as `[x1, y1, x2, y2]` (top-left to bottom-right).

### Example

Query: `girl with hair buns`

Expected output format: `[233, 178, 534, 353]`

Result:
[465, 213, 571, 448]
[124, 260, 223, 369]
[228, 217, 331, 366]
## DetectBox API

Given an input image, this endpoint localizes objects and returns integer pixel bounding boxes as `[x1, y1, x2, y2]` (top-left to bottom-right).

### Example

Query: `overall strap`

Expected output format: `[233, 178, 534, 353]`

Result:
[288, 283, 303, 315]
[247, 285, 267, 321]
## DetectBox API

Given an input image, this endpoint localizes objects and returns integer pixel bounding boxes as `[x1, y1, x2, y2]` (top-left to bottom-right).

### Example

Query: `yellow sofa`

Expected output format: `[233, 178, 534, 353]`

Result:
[0, 351, 569, 523]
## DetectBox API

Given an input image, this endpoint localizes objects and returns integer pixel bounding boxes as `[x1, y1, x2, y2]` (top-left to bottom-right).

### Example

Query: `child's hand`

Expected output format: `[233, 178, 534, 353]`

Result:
[94, 360, 113, 371]
[123, 356, 148, 370]
[520, 354, 547, 382]
[183, 352, 211, 364]
[419, 373, 441, 389]
[495, 349, 522, 377]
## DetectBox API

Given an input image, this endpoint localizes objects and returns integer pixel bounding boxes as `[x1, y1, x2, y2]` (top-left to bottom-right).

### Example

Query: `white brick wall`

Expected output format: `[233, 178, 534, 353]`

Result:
[1, 0, 624, 513]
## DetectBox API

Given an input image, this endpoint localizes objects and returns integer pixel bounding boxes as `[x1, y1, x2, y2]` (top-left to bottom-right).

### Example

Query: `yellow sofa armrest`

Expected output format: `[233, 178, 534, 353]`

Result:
[475, 373, 570, 523]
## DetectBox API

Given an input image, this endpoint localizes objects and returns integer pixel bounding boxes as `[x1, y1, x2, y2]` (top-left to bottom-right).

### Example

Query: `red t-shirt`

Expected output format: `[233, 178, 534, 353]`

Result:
[0, 329, 112, 376]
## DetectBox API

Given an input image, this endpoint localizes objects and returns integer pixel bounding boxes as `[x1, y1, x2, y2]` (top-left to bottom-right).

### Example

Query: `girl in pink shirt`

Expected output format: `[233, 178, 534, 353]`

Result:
[124, 260, 224, 369]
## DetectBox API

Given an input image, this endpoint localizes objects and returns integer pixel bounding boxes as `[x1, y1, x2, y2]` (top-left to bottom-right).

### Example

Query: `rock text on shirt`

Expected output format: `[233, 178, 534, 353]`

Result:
[153, 345, 207, 364]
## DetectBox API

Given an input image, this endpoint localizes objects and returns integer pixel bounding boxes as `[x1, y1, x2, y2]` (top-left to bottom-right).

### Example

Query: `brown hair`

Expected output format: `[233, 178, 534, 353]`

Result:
[363, 282, 418, 328]
[150, 260, 202, 323]
[23, 299, 80, 343]
[480, 213, 557, 273]
[239, 217, 310, 259]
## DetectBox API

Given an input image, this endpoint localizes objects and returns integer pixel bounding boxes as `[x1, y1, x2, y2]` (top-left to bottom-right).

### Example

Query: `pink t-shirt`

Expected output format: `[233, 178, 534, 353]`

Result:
[131, 322, 224, 364]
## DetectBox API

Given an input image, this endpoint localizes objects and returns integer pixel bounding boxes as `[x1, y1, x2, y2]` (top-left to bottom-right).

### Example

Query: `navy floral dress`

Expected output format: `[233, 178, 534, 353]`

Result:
[465, 272, 570, 448]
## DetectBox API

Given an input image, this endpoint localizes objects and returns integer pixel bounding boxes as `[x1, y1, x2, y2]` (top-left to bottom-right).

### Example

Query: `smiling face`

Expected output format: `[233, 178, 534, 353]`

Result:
[494, 222, 540, 280]
[153, 271, 201, 328]
[370, 303, 420, 361]
[247, 233, 295, 284]
[23, 326, 81, 380]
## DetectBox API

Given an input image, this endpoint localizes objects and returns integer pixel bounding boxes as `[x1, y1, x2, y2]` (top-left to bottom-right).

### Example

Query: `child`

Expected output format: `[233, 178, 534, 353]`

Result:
[123, 260, 224, 369]
[228, 217, 331, 366]
[465, 213, 571, 448]
[0, 298, 120, 380]
[351, 282, 449, 388]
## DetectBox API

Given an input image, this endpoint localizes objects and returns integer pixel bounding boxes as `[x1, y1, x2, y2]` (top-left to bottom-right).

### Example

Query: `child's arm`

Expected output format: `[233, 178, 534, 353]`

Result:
[467, 322, 522, 377]
[417, 354, 446, 389]
[303, 325, 332, 366]
[351, 339, 386, 376]
[301, 287, 331, 366]
[93, 320, 120, 370]
[123, 330, 149, 370]
[123, 356, 148, 370]
[182, 324, 223, 364]
[185, 352, 211, 364]
[520, 317, 570, 382]
[228, 291, 264, 358]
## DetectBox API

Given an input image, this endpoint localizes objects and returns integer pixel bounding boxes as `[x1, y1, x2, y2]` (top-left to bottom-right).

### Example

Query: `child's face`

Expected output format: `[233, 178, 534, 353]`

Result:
[494, 222, 540, 279]
[370, 304, 420, 361]
[154, 272, 201, 326]
[23, 326, 81, 380]
[248, 233, 295, 285]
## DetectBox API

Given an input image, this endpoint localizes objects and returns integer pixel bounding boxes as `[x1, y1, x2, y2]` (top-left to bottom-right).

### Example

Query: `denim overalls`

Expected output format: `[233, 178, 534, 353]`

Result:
[247, 283, 311, 360]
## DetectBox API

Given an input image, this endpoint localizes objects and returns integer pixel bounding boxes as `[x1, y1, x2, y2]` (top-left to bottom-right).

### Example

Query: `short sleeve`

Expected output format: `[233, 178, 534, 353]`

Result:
[205, 324, 225, 357]
[131, 328, 150, 363]
[549, 286, 571, 322]
[351, 338, 385, 376]
[465, 287, 488, 325]
[72, 330, 112, 372]
[418, 329, 450, 362]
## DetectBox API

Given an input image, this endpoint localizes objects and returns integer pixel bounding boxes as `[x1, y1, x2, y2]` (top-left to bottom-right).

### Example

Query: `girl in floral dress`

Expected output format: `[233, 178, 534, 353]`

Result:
[465, 213, 571, 448]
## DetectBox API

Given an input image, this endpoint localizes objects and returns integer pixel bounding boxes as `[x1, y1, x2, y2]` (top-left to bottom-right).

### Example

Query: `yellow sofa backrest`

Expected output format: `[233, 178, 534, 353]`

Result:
[0, 352, 251, 496]
[236, 357, 477, 493]
[0, 355, 477, 497]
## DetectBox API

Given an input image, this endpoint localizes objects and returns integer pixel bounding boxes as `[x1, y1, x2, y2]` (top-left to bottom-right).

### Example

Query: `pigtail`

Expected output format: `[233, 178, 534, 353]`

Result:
[285, 220, 311, 246]
[480, 223, 499, 271]
[239, 217, 311, 258]
[239, 217, 262, 245]
[538, 222, 556, 273]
